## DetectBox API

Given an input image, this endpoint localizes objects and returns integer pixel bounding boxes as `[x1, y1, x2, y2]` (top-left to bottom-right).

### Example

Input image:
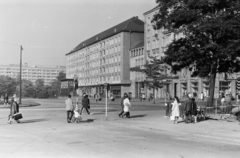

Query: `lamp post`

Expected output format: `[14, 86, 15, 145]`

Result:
[104, 83, 109, 121]
[19, 45, 23, 104]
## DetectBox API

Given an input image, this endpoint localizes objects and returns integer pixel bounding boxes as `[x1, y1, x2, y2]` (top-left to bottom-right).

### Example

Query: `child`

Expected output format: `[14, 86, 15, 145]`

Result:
[73, 109, 82, 123]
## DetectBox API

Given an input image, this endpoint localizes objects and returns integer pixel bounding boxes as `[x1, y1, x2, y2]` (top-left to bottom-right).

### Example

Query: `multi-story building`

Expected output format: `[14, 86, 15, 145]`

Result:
[144, 6, 240, 99]
[129, 41, 145, 98]
[0, 63, 66, 85]
[66, 17, 144, 98]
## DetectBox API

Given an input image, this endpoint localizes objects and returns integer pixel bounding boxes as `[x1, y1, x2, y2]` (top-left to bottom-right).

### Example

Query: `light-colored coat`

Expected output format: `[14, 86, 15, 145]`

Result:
[171, 100, 180, 117]
[123, 98, 131, 112]
[65, 98, 73, 111]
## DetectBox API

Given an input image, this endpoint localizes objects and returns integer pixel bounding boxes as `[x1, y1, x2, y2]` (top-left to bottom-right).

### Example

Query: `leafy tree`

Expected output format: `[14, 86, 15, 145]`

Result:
[130, 58, 177, 103]
[35, 79, 45, 97]
[56, 71, 66, 81]
[152, 0, 240, 106]
[0, 75, 17, 96]
[50, 71, 66, 97]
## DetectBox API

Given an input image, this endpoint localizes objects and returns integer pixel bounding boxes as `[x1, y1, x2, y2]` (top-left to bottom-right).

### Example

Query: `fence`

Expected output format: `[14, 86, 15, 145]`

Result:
[165, 99, 240, 121]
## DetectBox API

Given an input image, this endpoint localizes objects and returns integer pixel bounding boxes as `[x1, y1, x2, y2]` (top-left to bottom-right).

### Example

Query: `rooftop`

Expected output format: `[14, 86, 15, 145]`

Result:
[66, 16, 144, 56]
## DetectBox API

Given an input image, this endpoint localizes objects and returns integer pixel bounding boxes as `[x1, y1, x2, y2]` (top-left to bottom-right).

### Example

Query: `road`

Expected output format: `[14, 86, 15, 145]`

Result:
[0, 98, 239, 158]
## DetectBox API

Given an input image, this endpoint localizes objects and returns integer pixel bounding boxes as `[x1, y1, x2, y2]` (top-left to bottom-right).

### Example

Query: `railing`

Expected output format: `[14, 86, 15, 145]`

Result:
[166, 100, 240, 121]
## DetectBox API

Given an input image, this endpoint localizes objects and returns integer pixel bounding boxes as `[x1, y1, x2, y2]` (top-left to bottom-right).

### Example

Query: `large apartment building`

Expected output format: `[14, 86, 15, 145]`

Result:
[66, 17, 144, 98]
[0, 63, 66, 85]
[144, 6, 240, 99]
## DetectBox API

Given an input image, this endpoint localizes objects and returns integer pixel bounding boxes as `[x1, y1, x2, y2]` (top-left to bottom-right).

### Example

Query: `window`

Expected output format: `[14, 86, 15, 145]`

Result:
[115, 37, 117, 43]
[118, 45, 121, 52]
[118, 35, 121, 42]
[147, 42, 150, 50]
[147, 29, 150, 37]
[115, 46, 117, 52]
[152, 40, 156, 49]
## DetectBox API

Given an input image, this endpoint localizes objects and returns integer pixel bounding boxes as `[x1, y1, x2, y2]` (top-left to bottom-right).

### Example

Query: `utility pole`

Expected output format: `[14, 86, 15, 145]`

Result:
[19, 45, 23, 104]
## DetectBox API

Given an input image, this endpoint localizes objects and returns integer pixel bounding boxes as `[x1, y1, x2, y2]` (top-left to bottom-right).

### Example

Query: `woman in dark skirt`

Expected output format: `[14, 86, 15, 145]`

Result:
[8, 95, 20, 124]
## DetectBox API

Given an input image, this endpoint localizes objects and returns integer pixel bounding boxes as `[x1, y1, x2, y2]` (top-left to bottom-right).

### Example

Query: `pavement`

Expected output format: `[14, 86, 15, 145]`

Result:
[0, 98, 240, 158]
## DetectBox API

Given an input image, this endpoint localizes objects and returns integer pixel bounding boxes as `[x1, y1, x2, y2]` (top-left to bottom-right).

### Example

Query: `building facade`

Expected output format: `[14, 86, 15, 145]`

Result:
[66, 17, 144, 98]
[0, 63, 66, 85]
[129, 41, 145, 98]
[144, 6, 240, 100]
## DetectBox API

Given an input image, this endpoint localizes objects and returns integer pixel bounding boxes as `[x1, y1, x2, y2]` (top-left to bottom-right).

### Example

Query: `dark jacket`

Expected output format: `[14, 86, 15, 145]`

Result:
[184, 97, 193, 112]
[191, 100, 197, 115]
[82, 96, 90, 108]
[120, 96, 125, 109]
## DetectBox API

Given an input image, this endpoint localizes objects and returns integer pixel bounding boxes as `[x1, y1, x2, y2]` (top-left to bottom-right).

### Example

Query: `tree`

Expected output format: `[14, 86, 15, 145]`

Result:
[50, 71, 66, 97]
[0, 75, 17, 96]
[35, 79, 45, 98]
[152, 0, 240, 106]
[130, 58, 177, 103]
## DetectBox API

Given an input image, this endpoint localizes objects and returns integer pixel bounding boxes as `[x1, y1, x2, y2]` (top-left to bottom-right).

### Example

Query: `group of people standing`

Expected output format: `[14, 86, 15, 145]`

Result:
[65, 93, 92, 123]
[170, 93, 197, 124]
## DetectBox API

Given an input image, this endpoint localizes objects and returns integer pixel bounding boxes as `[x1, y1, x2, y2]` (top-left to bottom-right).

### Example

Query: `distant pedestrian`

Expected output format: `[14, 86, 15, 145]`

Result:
[171, 96, 181, 124]
[184, 93, 193, 123]
[200, 92, 204, 101]
[65, 95, 74, 123]
[191, 98, 197, 123]
[121, 93, 131, 118]
[118, 94, 126, 117]
[80, 95, 91, 115]
[8, 94, 20, 124]
[4, 93, 9, 107]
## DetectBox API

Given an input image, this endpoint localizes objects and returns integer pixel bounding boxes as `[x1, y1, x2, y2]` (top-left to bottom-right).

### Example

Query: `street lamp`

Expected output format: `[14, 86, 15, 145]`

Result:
[104, 83, 109, 121]
[19, 45, 23, 104]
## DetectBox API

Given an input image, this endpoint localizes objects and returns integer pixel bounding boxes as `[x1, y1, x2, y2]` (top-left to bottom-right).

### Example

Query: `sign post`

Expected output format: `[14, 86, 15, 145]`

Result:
[104, 83, 109, 121]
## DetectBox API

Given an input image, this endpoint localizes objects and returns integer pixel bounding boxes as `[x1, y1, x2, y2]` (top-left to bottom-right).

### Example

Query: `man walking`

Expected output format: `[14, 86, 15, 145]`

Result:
[118, 93, 126, 117]
[184, 93, 193, 123]
[65, 95, 74, 123]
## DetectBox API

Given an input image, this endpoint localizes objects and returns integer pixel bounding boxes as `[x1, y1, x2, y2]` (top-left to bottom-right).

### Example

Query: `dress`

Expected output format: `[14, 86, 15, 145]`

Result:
[123, 98, 131, 112]
[171, 100, 180, 117]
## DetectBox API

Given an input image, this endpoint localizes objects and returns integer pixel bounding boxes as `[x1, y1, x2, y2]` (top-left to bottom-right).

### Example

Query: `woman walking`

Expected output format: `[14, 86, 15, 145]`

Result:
[80, 95, 91, 115]
[171, 96, 181, 124]
[121, 93, 131, 118]
[8, 94, 20, 124]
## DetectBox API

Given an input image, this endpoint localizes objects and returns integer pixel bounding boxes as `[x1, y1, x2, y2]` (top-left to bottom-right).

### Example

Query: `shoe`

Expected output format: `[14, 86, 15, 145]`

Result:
[118, 114, 121, 118]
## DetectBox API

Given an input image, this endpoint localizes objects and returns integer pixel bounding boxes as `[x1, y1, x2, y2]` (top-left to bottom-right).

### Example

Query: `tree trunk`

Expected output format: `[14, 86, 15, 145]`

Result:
[208, 66, 217, 107]
[153, 88, 155, 104]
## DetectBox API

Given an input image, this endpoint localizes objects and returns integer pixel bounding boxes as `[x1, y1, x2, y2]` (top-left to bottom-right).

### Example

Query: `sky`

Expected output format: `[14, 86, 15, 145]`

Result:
[0, 0, 157, 66]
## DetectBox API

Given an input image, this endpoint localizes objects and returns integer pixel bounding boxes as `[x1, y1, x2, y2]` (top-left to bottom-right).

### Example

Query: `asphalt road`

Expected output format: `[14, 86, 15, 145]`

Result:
[0, 98, 239, 158]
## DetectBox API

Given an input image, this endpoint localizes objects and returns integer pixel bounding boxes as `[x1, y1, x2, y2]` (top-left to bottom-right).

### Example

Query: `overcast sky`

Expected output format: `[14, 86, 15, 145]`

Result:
[0, 0, 157, 66]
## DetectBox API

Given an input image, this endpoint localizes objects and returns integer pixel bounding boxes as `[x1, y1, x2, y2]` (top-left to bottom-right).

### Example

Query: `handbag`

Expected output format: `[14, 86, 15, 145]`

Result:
[13, 113, 23, 120]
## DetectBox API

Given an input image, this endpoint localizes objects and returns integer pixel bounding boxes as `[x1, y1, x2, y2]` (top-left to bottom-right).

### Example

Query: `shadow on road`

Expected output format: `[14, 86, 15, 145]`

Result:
[130, 114, 147, 118]
[20, 119, 48, 124]
[81, 119, 96, 123]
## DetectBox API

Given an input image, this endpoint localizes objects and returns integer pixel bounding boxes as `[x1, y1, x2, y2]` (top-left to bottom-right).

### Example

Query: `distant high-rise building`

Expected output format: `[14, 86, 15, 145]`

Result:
[0, 63, 66, 85]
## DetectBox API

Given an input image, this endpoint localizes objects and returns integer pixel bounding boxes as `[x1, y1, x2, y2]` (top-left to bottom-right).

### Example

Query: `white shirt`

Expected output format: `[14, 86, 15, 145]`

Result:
[65, 98, 73, 111]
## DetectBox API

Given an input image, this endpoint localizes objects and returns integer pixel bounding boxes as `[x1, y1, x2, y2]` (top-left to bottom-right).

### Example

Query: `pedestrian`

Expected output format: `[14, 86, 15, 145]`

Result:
[65, 94, 74, 123]
[184, 93, 193, 123]
[80, 95, 91, 115]
[8, 94, 20, 124]
[4, 93, 9, 107]
[142, 93, 145, 101]
[118, 94, 126, 117]
[200, 92, 204, 101]
[95, 93, 98, 102]
[171, 96, 181, 124]
[191, 98, 198, 123]
[121, 93, 131, 118]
